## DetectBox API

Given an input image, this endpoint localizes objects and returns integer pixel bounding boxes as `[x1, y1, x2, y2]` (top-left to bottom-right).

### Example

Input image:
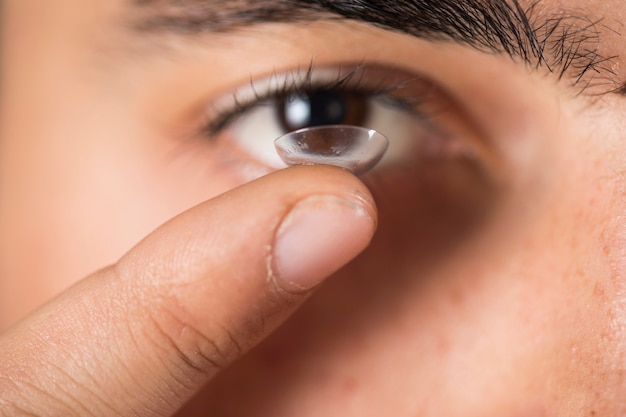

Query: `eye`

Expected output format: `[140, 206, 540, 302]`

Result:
[204, 65, 463, 171]
[203, 64, 498, 253]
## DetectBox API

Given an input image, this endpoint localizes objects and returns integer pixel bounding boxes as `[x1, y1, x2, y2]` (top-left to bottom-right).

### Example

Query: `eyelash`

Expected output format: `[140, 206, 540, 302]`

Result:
[202, 63, 426, 136]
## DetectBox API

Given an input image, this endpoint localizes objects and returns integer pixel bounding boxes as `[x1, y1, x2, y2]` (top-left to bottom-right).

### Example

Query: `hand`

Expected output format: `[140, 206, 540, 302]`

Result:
[0, 166, 377, 416]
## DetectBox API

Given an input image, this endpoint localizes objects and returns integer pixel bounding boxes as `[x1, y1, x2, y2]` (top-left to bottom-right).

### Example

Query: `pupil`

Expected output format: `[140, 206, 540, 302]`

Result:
[278, 91, 368, 132]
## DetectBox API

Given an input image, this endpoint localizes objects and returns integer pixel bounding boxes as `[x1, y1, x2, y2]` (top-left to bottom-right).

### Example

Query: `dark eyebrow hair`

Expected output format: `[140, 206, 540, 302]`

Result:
[132, 0, 620, 93]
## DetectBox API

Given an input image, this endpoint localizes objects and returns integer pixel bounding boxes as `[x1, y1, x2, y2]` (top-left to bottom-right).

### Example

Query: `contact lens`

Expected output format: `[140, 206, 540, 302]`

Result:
[274, 125, 389, 175]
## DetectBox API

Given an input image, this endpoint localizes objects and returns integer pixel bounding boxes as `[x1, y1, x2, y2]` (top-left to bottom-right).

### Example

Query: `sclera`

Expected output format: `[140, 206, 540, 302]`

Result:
[274, 125, 390, 176]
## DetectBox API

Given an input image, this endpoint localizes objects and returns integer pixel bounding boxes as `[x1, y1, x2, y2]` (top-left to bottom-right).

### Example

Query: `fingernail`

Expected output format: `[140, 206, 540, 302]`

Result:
[272, 195, 375, 292]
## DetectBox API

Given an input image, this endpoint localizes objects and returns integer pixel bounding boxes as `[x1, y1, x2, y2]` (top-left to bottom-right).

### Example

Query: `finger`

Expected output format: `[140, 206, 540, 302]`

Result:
[0, 165, 377, 417]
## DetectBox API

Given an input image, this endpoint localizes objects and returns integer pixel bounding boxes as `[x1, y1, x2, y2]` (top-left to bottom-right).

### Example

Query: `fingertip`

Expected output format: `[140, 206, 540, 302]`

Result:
[271, 192, 376, 293]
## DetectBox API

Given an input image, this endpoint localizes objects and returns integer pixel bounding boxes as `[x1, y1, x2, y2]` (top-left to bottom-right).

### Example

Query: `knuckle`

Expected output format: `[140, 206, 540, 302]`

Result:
[147, 307, 232, 379]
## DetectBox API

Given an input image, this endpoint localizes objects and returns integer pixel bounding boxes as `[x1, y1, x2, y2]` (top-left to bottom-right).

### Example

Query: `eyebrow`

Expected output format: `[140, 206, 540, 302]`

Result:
[132, 0, 620, 93]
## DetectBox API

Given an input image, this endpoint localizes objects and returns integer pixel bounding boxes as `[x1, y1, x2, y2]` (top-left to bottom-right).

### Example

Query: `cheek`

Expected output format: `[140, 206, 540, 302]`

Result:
[0, 87, 247, 327]
[600, 166, 626, 374]
[609, 217, 626, 315]
[418, 121, 626, 411]
[604, 148, 626, 288]
[0, 133, 224, 326]
[368, 101, 626, 410]
[504, 110, 626, 410]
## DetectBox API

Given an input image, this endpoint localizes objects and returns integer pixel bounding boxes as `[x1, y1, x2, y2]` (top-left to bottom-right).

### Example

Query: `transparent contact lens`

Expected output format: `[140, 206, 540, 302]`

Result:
[274, 125, 390, 175]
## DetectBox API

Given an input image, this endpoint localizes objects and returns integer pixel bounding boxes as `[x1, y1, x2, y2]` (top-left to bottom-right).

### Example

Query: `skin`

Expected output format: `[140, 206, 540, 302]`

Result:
[2, 0, 626, 415]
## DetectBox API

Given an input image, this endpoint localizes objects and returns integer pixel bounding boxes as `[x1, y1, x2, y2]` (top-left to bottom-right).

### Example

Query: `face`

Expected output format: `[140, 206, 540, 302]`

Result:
[2, 0, 626, 415]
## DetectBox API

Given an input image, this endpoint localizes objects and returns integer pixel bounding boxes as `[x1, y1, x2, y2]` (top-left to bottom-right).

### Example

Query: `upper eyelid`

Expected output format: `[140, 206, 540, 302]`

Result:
[210, 64, 369, 115]
[203, 64, 426, 135]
